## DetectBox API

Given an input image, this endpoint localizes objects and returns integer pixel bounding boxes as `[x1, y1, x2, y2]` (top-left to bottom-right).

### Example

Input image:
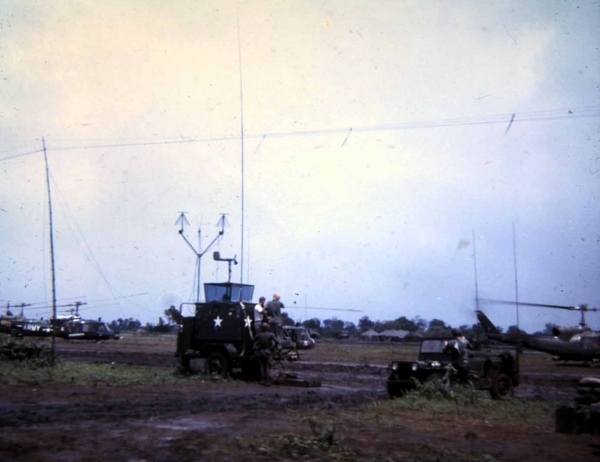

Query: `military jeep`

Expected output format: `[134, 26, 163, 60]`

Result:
[387, 338, 520, 399]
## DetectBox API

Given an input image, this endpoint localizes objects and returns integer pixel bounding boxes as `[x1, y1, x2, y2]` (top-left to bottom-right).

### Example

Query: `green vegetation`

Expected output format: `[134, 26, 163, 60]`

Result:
[0, 338, 53, 368]
[387, 381, 558, 427]
[0, 360, 225, 387]
[237, 419, 357, 462]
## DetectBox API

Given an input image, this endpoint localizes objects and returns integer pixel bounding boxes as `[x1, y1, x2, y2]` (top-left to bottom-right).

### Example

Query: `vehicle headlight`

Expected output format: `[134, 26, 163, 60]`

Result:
[430, 361, 441, 367]
[391, 362, 399, 371]
[411, 363, 419, 371]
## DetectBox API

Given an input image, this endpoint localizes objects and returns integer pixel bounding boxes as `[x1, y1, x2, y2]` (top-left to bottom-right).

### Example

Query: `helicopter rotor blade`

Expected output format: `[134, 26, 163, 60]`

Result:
[479, 298, 598, 312]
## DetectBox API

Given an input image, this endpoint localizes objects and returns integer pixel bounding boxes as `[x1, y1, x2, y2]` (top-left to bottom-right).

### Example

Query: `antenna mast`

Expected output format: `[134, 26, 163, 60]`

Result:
[237, 13, 245, 284]
[177, 212, 226, 303]
[43, 137, 58, 368]
[472, 230, 479, 312]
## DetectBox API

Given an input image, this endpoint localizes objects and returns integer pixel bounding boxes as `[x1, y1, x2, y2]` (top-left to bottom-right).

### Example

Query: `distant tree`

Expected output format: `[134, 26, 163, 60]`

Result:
[322, 318, 345, 336]
[457, 324, 473, 338]
[302, 318, 321, 332]
[470, 322, 485, 340]
[411, 316, 427, 334]
[358, 316, 374, 332]
[373, 321, 387, 333]
[164, 308, 178, 325]
[344, 322, 357, 335]
[506, 325, 526, 336]
[108, 317, 141, 332]
[426, 318, 452, 337]
[395, 316, 419, 332]
[378, 320, 398, 331]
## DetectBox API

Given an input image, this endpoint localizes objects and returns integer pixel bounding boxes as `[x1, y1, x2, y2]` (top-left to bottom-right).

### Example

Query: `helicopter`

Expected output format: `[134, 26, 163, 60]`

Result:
[52, 302, 120, 341]
[476, 299, 600, 363]
[1, 302, 119, 341]
[0, 303, 53, 338]
[0, 304, 53, 338]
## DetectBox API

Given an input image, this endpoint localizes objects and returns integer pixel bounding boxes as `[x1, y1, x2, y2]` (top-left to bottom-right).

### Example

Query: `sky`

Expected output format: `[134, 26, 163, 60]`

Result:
[0, 0, 599, 333]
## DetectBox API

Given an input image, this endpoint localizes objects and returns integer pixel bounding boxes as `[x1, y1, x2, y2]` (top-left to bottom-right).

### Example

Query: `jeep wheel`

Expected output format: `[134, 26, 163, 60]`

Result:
[180, 355, 190, 371]
[489, 373, 513, 400]
[387, 374, 406, 398]
[204, 351, 230, 378]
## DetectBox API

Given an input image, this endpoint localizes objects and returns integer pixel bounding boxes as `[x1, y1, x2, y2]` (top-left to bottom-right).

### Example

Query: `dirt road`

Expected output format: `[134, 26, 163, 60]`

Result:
[1, 340, 599, 461]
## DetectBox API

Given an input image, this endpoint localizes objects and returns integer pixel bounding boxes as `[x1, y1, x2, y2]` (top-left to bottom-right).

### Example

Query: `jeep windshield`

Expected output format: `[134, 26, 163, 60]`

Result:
[420, 340, 447, 353]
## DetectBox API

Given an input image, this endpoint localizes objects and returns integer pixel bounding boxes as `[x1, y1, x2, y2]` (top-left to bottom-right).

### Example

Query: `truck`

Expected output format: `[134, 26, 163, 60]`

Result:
[387, 338, 520, 400]
[172, 281, 298, 380]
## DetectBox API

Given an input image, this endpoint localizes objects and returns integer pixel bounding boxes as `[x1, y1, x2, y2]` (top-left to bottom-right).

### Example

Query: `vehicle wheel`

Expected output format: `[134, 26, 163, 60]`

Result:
[387, 374, 406, 398]
[489, 373, 513, 400]
[181, 356, 204, 374]
[241, 360, 262, 382]
[204, 351, 230, 378]
[180, 355, 190, 371]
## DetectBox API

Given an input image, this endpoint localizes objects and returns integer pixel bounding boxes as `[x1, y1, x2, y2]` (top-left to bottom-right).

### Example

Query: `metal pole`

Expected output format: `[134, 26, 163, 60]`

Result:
[512, 222, 520, 329]
[197, 228, 202, 303]
[472, 230, 479, 312]
[512, 221, 522, 378]
[43, 137, 58, 369]
[237, 13, 245, 284]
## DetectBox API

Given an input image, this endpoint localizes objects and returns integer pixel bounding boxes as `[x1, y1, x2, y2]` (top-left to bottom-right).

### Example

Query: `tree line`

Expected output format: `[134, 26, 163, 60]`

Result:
[109, 310, 553, 338]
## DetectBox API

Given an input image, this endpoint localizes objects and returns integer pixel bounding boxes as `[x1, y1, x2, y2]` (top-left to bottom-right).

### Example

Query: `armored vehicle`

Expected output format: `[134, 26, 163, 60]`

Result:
[387, 338, 520, 400]
[172, 281, 298, 379]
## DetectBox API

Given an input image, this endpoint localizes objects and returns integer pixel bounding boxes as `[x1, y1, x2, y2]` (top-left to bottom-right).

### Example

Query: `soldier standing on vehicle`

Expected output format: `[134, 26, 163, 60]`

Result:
[254, 297, 266, 334]
[444, 329, 473, 384]
[265, 292, 285, 338]
[253, 322, 279, 384]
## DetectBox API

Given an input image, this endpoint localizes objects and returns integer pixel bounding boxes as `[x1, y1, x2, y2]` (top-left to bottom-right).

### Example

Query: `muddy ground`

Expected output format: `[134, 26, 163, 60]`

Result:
[1, 338, 599, 461]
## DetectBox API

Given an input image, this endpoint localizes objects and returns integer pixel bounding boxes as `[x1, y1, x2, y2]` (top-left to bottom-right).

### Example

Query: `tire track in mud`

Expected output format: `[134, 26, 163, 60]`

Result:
[0, 386, 383, 428]
[57, 346, 588, 399]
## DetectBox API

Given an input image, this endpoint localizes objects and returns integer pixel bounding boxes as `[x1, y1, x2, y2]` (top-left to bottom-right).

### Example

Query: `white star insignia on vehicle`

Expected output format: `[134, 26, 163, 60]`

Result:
[244, 316, 252, 329]
[213, 316, 223, 328]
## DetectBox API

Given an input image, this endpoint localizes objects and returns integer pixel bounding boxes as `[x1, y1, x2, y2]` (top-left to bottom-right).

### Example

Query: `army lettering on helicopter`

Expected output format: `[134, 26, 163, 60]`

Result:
[477, 299, 600, 363]
[0, 302, 52, 338]
[0, 317, 53, 337]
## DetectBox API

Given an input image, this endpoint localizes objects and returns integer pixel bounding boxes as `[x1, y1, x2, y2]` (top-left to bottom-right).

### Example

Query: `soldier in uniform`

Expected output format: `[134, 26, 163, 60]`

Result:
[253, 322, 279, 384]
[253, 296, 267, 334]
[264, 292, 285, 338]
[444, 329, 473, 385]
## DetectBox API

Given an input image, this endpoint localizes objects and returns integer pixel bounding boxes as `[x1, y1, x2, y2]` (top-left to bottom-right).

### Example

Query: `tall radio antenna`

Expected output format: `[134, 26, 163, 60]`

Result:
[42, 137, 58, 368]
[237, 13, 245, 284]
[177, 212, 227, 302]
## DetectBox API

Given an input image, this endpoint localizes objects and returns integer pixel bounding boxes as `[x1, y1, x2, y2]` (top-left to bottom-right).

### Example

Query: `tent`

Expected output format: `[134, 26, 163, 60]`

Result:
[360, 328, 380, 338]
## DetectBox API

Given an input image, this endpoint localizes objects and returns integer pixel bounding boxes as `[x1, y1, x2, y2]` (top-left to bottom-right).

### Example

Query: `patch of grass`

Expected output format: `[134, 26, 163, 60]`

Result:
[0, 361, 222, 387]
[303, 341, 418, 365]
[238, 419, 356, 461]
[357, 387, 560, 431]
[0, 338, 54, 368]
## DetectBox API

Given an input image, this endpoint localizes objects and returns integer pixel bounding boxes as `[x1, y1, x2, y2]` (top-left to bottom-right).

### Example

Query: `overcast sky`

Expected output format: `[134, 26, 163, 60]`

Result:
[1, 1, 599, 332]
